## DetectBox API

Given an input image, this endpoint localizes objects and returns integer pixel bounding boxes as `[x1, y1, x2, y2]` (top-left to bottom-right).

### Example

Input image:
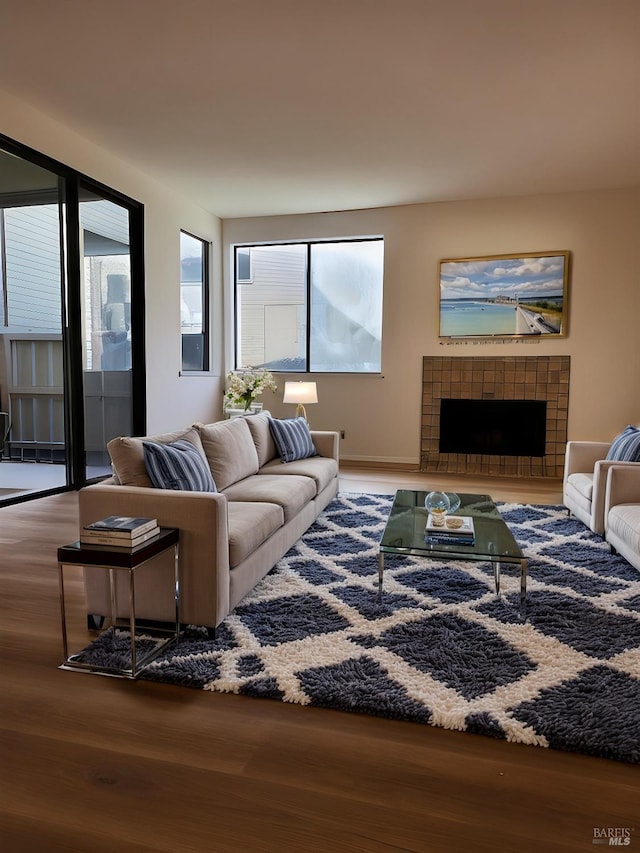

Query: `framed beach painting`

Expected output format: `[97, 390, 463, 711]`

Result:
[438, 251, 570, 338]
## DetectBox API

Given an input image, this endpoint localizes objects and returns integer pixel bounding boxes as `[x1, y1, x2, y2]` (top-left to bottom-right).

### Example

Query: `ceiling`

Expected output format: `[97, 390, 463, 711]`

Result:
[1, 0, 638, 219]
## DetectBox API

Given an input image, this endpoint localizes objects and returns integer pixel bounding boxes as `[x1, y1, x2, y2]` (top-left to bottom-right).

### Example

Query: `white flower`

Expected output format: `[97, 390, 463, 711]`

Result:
[224, 368, 278, 410]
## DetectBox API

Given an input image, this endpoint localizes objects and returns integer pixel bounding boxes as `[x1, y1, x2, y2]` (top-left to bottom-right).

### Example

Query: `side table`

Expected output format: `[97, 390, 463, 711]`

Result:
[57, 527, 180, 678]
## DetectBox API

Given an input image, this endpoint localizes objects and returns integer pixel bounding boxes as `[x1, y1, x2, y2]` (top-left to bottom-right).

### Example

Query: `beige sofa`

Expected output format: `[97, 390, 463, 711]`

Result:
[78, 412, 340, 630]
[604, 465, 640, 572]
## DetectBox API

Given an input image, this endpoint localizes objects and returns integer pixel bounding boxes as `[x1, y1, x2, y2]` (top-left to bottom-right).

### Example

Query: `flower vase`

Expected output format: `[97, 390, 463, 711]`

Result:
[224, 401, 264, 419]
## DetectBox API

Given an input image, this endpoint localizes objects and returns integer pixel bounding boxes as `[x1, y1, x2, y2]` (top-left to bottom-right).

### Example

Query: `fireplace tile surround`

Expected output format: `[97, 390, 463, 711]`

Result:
[421, 355, 569, 478]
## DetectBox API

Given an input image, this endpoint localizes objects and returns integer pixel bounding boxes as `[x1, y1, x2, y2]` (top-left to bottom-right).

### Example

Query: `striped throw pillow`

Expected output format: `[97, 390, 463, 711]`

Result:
[605, 426, 640, 462]
[268, 417, 317, 463]
[143, 439, 217, 491]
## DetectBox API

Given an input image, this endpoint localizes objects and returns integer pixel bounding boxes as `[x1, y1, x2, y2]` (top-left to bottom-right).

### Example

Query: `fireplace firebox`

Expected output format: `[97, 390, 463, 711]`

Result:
[439, 399, 547, 457]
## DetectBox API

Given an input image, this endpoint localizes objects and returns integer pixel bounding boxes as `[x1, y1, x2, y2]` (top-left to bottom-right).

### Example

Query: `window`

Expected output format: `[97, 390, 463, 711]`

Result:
[234, 238, 383, 373]
[181, 230, 209, 371]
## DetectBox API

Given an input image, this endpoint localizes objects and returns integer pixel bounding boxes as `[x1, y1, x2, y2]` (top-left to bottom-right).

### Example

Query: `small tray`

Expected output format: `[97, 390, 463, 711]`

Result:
[426, 514, 475, 535]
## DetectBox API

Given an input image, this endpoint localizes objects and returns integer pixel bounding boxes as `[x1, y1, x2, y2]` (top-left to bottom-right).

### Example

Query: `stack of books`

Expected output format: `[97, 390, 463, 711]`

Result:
[425, 514, 475, 546]
[80, 516, 160, 548]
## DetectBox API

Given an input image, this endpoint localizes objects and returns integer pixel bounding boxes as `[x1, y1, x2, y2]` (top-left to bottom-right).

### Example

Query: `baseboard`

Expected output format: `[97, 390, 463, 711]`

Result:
[340, 457, 419, 471]
[340, 459, 562, 485]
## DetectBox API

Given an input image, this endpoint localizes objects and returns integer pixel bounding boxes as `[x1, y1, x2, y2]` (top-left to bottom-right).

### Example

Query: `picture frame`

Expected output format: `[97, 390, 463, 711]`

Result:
[438, 251, 570, 339]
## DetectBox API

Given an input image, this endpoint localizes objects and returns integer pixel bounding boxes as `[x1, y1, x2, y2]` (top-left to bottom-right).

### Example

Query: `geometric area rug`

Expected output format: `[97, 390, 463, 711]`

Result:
[76, 494, 640, 764]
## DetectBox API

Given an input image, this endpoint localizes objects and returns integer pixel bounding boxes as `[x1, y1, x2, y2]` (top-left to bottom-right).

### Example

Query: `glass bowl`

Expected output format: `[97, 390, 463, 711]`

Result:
[446, 492, 461, 514]
[424, 491, 451, 524]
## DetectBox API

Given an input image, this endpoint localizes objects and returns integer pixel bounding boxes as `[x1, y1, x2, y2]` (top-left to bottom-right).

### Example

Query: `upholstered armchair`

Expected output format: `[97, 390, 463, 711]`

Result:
[563, 428, 640, 535]
[604, 464, 640, 571]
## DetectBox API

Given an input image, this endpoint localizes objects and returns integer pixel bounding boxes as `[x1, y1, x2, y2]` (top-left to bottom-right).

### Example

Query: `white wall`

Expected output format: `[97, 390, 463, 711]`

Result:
[224, 188, 640, 464]
[0, 87, 224, 434]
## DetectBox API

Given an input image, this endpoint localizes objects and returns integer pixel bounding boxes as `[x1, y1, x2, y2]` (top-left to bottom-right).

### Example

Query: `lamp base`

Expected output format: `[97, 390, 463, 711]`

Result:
[295, 404, 307, 420]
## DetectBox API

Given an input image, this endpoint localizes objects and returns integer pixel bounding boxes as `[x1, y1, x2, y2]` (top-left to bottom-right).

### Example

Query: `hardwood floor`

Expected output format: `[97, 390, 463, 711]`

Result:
[1, 470, 638, 852]
[338, 466, 565, 505]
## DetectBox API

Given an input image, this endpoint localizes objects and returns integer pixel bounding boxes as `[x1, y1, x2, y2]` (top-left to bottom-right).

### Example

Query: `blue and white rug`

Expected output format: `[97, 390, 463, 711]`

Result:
[81, 494, 640, 763]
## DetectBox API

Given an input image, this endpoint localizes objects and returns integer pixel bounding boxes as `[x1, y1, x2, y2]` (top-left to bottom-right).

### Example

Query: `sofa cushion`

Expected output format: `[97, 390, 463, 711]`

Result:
[107, 427, 207, 488]
[223, 474, 316, 523]
[259, 455, 338, 494]
[606, 426, 640, 462]
[566, 472, 594, 500]
[227, 501, 284, 567]
[607, 505, 640, 555]
[244, 411, 277, 467]
[143, 439, 217, 492]
[195, 417, 260, 491]
[268, 417, 317, 463]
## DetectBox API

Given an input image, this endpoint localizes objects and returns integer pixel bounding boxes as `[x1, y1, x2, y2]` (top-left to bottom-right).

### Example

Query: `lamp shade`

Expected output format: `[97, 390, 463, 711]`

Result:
[283, 381, 318, 405]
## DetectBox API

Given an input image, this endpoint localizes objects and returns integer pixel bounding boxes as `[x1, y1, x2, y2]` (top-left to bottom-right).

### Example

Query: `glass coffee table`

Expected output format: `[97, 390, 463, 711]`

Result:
[379, 490, 527, 617]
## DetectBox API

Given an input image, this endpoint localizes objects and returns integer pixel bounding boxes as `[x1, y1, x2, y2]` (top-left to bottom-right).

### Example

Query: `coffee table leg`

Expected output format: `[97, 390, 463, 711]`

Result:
[493, 559, 527, 620]
[378, 552, 384, 600]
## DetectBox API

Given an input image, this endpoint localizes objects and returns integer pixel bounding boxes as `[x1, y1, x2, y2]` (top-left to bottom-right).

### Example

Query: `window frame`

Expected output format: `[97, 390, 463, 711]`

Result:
[180, 229, 210, 373]
[233, 236, 383, 374]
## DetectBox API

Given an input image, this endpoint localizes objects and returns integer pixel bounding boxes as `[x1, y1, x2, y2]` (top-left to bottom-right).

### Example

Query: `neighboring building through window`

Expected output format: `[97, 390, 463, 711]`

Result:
[236, 247, 252, 283]
[1, 204, 61, 330]
[234, 238, 383, 373]
[181, 231, 209, 371]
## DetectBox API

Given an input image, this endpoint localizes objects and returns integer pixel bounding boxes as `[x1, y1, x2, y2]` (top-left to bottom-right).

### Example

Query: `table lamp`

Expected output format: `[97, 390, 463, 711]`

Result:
[283, 381, 318, 422]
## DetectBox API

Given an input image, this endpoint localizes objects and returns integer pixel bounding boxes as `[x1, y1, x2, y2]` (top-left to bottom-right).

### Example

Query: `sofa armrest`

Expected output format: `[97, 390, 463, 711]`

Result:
[591, 460, 640, 536]
[311, 430, 340, 462]
[605, 464, 640, 515]
[563, 441, 611, 481]
[78, 483, 231, 627]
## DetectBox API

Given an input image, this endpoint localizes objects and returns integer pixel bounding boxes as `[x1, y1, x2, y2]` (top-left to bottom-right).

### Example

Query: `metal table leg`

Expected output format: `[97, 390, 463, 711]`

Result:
[58, 563, 68, 660]
[520, 558, 527, 620]
[129, 567, 137, 676]
[173, 541, 180, 637]
[493, 558, 527, 621]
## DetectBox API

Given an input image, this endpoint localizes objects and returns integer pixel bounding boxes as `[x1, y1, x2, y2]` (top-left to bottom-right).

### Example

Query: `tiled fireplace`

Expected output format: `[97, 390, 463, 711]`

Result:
[420, 355, 569, 478]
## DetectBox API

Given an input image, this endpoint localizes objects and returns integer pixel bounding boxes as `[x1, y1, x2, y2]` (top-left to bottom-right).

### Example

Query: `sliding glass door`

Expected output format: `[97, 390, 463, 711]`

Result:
[0, 137, 145, 503]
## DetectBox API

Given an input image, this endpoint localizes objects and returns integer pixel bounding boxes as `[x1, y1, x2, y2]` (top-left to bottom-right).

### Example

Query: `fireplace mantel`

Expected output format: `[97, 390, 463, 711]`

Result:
[420, 355, 569, 478]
